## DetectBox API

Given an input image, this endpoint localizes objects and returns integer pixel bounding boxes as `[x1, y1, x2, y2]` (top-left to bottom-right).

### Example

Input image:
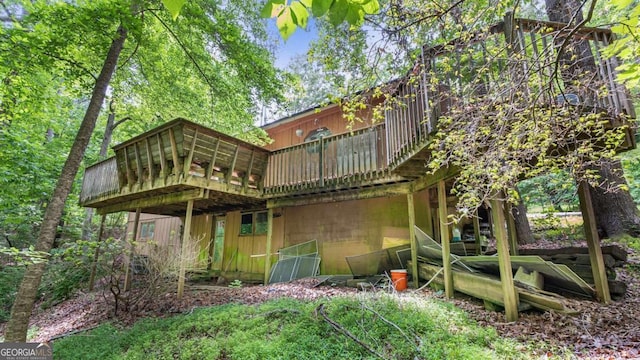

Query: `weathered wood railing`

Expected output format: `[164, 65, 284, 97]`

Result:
[384, 15, 635, 167]
[263, 124, 388, 194]
[80, 157, 119, 204]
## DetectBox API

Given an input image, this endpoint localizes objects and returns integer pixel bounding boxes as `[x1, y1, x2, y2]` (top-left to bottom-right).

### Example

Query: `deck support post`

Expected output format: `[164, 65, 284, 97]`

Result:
[490, 198, 519, 322]
[473, 212, 482, 255]
[177, 199, 194, 300]
[424, 188, 434, 237]
[264, 208, 274, 285]
[407, 193, 419, 288]
[88, 214, 106, 291]
[124, 208, 141, 292]
[437, 180, 454, 298]
[506, 204, 519, 256]
[577, 181, 611, 303]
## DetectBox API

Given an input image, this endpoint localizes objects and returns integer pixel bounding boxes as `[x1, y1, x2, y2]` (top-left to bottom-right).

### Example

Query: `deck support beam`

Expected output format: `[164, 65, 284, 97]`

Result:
[506, 204, 519, 256]
[124, 208, 141, 292]
[407, 193, 419, 288]
[473, 212, 482, 255]
[577, 181, 611, 303]
[88, 214, 106, 291]
[490, 198, 519, 322]
[177, 199, 194, 299]
[437, 180, 454, 298]
[264, 208, 274, 285]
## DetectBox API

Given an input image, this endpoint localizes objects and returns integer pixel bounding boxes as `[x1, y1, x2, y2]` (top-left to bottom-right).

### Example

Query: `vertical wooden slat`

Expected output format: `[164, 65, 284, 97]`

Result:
[134, 143, 143, 185]
[506, 204, 519, 256]
[168, 128, 181, 177]
[183, 128, 199, 176]
[243, 150, 255, 192]
[437, 180, 453, 298]
[490, 198, 519, 322]
[156, 133, 167, 179]
[473, 212, 482, 255]
[206, 140, 220, 185]
[578, 181, 611, 303]
[226, 145, 240, 187]
[177, 199, 194, 300]
[124, 208, 141, 292]
[124, 146, 134, 188]
[407, 193, 419, 288]
[264, 208, 274, 285]
[319, 138, 325, 187]
[144, 137, 154, 183]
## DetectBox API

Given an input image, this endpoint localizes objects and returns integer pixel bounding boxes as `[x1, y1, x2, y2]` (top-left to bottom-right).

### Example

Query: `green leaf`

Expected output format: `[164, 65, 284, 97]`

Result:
[161, 0, 187, 21]
[276, 7, 296, 41]
[261, 0, 286, 18]
[312, 0, 333, 17]
[290, 1, 309, 29]
[345, 4, 365, 26]
[328, 0, 348, 26]
[300, 0, 313, 7]
[361, 0, 380, 14]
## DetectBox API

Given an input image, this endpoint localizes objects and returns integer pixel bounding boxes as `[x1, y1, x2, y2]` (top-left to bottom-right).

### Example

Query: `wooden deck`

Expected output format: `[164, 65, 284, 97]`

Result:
[80, 17, 636, 214]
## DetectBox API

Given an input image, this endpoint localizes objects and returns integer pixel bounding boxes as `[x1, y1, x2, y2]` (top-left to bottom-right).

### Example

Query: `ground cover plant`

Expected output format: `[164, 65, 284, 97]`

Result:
[52, 293, 536, 360]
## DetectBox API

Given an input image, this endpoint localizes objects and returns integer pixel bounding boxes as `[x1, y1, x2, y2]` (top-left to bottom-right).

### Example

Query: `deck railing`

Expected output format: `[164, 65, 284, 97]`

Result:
[80, 157, 120, 204]
[384, 16, 635, 166]
[263, 124, 388, 194]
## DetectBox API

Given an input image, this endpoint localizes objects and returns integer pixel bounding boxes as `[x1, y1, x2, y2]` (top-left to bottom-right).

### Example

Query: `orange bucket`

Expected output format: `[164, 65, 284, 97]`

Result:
[390, 269, 408, 291]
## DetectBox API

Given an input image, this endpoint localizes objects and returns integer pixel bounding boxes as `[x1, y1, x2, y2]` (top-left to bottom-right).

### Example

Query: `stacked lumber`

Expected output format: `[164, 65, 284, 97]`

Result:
[514, 245, 628, 297]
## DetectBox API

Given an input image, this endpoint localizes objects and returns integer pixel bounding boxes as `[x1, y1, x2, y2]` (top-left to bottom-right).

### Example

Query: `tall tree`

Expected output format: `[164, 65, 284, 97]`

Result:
[545, 0, 640, 237]
[2, 0, 284, 342]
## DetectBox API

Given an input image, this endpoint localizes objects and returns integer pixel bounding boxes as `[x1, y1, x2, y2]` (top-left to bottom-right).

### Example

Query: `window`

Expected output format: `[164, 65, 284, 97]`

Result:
[139, 221, 155, 240]
[239, 211, 268, 235]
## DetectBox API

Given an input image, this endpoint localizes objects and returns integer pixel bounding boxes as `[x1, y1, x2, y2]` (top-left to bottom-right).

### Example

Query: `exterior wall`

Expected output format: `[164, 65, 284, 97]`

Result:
[221, 211, 285, 275]
[274, 189, 431, 275]
[264, 103, 379, 151]
[126, 212, 214, 271]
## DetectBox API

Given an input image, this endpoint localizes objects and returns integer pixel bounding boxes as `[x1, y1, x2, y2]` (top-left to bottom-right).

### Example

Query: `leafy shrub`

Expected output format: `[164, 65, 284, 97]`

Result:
[0, 265, 25, 322]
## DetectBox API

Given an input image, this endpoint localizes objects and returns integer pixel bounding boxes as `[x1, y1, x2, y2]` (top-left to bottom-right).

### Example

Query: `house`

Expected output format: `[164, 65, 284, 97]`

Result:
[82, 16, 636, 321]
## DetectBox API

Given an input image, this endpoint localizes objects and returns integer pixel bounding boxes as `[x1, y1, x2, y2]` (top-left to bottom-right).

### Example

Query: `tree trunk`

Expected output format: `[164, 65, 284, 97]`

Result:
[545, 0, 640, 238]
[4, 25, 127, 343]
[513, 188, 535, 245]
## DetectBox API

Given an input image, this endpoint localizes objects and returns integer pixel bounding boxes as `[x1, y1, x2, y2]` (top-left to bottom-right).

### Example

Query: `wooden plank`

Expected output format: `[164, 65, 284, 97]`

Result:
[123, 146, 134, 188]
[264, 208, 273, 284]
[177, 199, 194, 299]
[156, 133, 167, 178]
[490, 198, 519, 321]
[437, 180, 453, 298]
[243, 150, 255, 192]
[168, 127, 181, 177]
[407, 193, 419, 288]
[124, 208, 141, 292]
[206, 140, 220, 183]
[226, 145, 240, 187]
[145, 138, 154, 183]
[134, 143, 143, 185]
[473, 212, 482, 255]
[578, 181, 611, 303]
[411, 262, 575, 314]
[184, 128, 199, 176]
[96, 189, 204, 215]
[506, 204, 518, 256]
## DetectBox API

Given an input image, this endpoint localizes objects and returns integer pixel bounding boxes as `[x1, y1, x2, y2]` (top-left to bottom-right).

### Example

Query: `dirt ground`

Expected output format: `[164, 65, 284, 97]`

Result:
[1, 241, 639, 359]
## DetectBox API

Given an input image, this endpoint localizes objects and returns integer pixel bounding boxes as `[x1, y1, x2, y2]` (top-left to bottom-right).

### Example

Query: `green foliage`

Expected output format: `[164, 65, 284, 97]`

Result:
[518, 171, 579, 212]
[602, 0, 640, 89]
[227, 279, 242, 288]
[54, 294, 540, 359]
[262, 0, 380, 40]
[619, 148, 640, 205]
[0, 265, 25, 322]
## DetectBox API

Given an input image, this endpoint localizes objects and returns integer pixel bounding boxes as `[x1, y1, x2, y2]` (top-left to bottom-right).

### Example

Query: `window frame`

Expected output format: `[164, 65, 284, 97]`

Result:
[139, 221, 155, 240]
[239, 211, 268, 236]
